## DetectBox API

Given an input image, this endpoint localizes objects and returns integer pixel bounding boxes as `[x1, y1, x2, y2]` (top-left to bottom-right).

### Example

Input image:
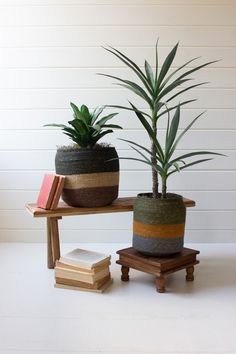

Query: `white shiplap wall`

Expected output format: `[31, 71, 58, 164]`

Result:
[0, 0, 235, 243]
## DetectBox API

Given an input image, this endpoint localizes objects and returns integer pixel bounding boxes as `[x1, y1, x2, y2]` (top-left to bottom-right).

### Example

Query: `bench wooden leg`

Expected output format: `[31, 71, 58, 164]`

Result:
[47, 218, 54, 269]
[46, 217, 62, 269]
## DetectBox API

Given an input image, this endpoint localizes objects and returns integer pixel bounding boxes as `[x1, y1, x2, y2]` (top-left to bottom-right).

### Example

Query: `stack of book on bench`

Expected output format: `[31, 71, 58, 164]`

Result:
[37, 173, 65, 210]
[54, 248, 112, 293]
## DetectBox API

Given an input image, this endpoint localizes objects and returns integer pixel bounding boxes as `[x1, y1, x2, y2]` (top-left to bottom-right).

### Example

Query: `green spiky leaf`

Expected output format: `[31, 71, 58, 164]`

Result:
[165, 105, 180, 155]
[156, 42, 179, 89]
[144, 60, 155, 89]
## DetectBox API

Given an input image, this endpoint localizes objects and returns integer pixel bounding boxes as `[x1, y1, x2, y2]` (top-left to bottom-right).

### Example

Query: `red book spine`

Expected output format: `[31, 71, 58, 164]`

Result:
[50, 175, 65, 210]
[37, 174, 60, 209]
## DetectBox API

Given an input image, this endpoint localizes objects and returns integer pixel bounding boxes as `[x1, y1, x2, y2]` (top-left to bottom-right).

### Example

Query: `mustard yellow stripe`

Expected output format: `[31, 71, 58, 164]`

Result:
[64, 171, 119, 189]
[133, 220, 185, 238]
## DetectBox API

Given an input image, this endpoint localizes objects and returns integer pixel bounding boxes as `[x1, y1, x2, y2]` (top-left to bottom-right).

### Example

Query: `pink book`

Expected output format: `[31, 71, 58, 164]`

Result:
[50, 175, 65, 210]
[37, 174, 59, 209]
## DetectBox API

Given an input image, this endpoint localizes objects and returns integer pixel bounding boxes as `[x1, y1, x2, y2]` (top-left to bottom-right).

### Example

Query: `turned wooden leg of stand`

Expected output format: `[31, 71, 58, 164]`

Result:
[121, 266, 130, 281]
[156, 275, 166, 293]
[47, 217, 62, 269]
[186, 266, 195, 281]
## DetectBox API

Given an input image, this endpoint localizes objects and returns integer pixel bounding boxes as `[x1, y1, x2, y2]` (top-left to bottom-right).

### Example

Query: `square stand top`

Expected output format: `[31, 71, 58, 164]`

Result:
[116, 247, 200, 275]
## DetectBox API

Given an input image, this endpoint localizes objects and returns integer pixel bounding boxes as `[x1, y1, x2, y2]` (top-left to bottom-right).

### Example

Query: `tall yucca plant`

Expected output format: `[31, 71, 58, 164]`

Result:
[101, 42, 222, 198]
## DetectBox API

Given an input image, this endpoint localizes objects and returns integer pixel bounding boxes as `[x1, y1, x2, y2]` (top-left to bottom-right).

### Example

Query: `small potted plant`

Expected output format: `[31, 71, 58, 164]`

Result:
[101, 42, 223, 255]
[45, 102, 122, 207]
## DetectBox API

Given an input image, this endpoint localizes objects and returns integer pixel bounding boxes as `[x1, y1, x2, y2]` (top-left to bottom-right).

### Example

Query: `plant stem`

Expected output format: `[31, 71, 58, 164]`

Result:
[151, 113, 159, 198]
[162, 177, 167, 198]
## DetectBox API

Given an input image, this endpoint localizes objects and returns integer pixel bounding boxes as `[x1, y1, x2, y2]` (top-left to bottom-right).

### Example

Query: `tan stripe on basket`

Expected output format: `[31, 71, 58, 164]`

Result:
[64, 171, 119, 189]
[133, 220, 185, 238]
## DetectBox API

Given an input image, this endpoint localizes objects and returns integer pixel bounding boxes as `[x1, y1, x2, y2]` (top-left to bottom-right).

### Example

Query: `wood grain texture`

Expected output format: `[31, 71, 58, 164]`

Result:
[117, 247, 200, 273]
[26, 197, 195, 218]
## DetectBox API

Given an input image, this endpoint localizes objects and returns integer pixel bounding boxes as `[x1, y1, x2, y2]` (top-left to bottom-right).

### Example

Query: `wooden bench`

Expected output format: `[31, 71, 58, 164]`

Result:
[26, 197, 195, 269]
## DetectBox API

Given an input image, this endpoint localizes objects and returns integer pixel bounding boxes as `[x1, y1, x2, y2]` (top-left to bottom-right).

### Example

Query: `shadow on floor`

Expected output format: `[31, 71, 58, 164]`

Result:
[113, 254, 236, 295]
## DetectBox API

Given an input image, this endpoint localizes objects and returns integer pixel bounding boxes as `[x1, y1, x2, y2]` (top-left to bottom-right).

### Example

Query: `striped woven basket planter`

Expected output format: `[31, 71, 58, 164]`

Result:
[55, 146, 119, 207]
[133, 193, 186, 256]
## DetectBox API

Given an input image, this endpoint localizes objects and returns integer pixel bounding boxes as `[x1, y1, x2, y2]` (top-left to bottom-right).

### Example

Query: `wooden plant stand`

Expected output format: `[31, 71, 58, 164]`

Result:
[26, 197, 195, 269]
[116, 247, 200, 293]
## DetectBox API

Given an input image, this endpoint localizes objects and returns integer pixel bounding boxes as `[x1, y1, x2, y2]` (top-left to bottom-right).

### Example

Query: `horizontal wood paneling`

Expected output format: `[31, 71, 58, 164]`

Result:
[118, 190, 236, 213]
[1, 229, 235, 244]
[0, 47, 235, 68]
[119, 150, 235, 171]
[107, 130, 236, 150]
[0, 109, 235, 130]
[0, 0, 235, 243]
[1, 68, 235, 89]
[0, 130, 234, 150]
[0, 191, 38, 209]
[0, 171, 235, 191]
[0, 150, 234, 171]
[0, 5, 235, 26]
[0, 27, 235, 47]
[0, 89, 235, 109]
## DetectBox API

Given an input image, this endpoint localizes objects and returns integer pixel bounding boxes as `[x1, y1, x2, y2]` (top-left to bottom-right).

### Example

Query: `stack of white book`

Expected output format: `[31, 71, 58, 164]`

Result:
[54, 248, 112, 293]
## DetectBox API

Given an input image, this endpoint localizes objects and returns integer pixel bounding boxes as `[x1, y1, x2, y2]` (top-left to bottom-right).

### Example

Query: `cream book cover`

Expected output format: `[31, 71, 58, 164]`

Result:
[59, 248, 111, 269]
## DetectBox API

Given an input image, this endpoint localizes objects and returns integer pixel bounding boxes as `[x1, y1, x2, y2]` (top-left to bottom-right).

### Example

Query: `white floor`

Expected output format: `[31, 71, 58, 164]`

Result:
[0, 242, 235, 354]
